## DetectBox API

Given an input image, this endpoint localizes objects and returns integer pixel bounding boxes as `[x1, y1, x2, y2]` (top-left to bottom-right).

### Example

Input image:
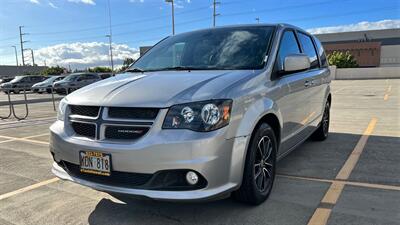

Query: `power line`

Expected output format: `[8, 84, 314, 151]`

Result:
[27, 5, 212, 37]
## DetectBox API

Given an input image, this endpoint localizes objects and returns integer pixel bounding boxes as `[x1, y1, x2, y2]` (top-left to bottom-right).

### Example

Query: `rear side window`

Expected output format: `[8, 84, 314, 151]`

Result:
[277, 31, 301, 70]
[298, 32, 319, 69]
[314, 37, 328, 68]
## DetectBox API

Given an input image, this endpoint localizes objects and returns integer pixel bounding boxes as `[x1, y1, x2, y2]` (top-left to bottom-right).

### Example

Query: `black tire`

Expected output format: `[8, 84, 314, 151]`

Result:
[232, 123, 277, 205]
[13, 89, 20, 94]
[311, 101, 330, 141]
[46, 89, 52, 94]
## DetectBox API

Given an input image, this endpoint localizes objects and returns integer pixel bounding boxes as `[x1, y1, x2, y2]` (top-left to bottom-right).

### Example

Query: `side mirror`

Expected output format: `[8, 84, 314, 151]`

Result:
[283, 54, 310, 72]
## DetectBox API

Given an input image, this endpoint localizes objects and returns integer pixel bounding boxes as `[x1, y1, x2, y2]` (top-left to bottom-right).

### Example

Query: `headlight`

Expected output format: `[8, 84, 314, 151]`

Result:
[163, 99, 232, 132]
[57, 98, 68, 121]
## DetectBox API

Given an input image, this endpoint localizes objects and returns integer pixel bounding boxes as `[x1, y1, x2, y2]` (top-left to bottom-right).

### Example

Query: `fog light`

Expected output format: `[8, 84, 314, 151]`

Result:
[186, 171, 199, 185]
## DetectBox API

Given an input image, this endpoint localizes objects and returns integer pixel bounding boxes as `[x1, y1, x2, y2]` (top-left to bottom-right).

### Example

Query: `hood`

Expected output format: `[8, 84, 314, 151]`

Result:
[33, 81, 48, 87]
[65, 70, 257, 107]
[53, 80, 69, 86]
[0, 82, 12, 87]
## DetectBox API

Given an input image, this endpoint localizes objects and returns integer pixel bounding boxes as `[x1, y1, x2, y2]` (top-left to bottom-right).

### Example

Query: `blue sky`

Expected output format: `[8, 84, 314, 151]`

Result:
[0, 0, 399, 68]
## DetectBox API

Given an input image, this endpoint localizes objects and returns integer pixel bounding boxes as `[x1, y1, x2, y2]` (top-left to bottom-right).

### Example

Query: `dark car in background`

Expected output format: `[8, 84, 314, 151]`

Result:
[53, 73, 101, 94]
[0, 78, 13, 85]
[32, 75, 65, 93]
[0, 75, 46, 94]
[99, 73, 112, 79]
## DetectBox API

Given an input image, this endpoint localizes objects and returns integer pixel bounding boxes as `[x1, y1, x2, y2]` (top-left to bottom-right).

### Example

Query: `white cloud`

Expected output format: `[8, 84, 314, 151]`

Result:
[308, 19, 400, 34]
[29, 0, 40, 4]
[48, 2, 58, 8]
[35, 42, 139, 70]
[67, 0, 96, 5]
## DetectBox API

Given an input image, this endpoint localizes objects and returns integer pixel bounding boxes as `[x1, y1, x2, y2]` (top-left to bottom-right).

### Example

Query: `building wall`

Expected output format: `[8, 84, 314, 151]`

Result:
[380, 45, 400, 67]
[0, 65, 48, 78]
[324, 42, 381, 67]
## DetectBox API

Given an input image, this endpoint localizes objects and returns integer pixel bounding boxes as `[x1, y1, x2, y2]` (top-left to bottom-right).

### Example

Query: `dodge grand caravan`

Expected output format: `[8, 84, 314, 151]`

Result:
[50, 24, 331, 205]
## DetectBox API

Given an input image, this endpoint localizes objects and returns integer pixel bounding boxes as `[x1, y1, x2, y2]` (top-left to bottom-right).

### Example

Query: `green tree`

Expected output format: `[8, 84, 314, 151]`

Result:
[120, 57, 135, 71]
[327, 51, 358, 68]
[88, 67, 112, 73]
[41, 66, 66, 75]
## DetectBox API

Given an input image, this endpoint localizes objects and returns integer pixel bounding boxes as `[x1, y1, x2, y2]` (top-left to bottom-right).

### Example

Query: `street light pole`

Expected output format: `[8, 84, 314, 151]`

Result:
[30, 49, 35, 66]
[165, 0, 175, 35]
[11, 46, 18, 66]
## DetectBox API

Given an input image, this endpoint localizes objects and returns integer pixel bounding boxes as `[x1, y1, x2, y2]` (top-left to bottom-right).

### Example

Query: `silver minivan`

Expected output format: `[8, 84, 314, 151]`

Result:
[50, 24, 331, 205]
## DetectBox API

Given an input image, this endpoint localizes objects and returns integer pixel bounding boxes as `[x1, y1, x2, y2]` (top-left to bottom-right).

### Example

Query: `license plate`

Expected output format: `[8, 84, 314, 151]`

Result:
[79, 151, 111, 176]
[38, 88, 46, 92]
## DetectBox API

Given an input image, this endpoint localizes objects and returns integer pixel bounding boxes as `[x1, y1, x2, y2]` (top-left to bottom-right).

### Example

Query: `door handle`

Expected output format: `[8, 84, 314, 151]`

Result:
[304, 80, 315, 87]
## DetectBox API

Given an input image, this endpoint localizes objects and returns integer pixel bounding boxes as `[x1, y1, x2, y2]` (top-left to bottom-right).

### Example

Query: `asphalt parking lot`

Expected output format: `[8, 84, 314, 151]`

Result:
[0, 79, 399, 225]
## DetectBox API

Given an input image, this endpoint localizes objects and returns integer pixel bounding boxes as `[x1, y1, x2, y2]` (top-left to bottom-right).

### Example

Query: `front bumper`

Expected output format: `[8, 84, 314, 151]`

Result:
[50, 118, 249, 201]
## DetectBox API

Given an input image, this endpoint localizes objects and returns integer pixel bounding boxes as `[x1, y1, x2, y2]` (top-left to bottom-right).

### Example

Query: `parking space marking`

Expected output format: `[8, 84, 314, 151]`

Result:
[306, 118, 377, 225]
[0, 178, 59, 201]
[0, 134, 49, 145]
[384, 85, 392, 101]
[336, 118, 377, 180]
[279, 175, 400, 192]
[307, 208, 331, 225]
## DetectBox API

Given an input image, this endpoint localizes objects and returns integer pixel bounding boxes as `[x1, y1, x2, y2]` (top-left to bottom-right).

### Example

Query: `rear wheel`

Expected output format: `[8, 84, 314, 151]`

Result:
[232, 123, 277, 205]
[311, 101, 330, 141]
[13, 89, 20, 94]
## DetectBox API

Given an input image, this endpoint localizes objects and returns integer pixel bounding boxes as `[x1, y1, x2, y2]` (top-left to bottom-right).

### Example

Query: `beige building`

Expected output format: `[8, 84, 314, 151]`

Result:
[315, 28, 400, 67]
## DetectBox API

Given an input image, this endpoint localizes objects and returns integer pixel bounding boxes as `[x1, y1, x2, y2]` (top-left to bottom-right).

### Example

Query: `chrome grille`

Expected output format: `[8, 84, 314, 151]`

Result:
[68, 106, 157, 141]
[108, 107, 159, 120]
[70, 105, 100, 117]
[71, 122, 96, 138]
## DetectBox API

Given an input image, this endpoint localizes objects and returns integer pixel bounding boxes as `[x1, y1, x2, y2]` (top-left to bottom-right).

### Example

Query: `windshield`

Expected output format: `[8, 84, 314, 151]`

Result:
[44, 76, 59, 83]
[63, 75, 79, 81]
[10, 76, 24, 83]
[131, 26, 275, 71]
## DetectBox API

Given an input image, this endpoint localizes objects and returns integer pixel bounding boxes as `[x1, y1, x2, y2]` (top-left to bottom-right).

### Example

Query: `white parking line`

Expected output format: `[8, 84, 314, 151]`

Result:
[0, 133, 49, 145]
[0, 178, 59, 201]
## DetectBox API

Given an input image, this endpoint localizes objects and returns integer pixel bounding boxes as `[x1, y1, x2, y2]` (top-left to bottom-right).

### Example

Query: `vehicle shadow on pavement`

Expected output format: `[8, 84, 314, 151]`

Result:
[88, 197, 256, 225]
[87, 132, 400, 225]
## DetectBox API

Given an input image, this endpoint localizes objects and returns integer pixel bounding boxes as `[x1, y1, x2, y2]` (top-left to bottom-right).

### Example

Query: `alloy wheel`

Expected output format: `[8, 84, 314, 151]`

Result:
[254, 136, 274, 192]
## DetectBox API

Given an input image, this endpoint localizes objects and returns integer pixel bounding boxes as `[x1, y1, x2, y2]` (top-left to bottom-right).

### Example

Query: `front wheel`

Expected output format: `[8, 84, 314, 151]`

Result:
[232, 123, 277, 205]
[311, 101, 330, 141]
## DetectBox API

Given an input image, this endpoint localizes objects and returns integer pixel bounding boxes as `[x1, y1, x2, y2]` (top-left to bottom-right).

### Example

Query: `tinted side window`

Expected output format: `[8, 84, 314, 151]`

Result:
[88, 74, 98, 79]
[314, 37, 328, 68]
[298, 32, 319, 69]
[277, 31, 301, 70]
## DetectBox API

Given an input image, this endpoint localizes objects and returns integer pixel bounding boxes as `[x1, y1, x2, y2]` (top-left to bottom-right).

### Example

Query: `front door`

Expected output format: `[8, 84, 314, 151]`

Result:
[273, 30, 311, 156]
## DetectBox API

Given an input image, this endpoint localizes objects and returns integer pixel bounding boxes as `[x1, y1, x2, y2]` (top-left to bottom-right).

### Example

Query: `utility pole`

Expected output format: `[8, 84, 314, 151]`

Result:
[106, 35, 114, 74]
[107, 0, 114, 75]
[11, 46, 18, 66]
[255, 17, 260, 24]
[19, 26, 28, 66]
[213, 0, 220, 27]
[165, 0, 175, 35]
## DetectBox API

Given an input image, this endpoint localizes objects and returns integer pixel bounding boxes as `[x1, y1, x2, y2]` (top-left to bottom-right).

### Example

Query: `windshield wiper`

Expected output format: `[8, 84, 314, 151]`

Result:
[125, 68, 145, 73]
[152, 66, 202, 71]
